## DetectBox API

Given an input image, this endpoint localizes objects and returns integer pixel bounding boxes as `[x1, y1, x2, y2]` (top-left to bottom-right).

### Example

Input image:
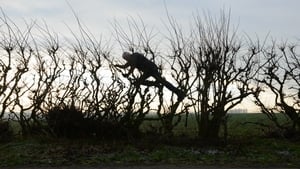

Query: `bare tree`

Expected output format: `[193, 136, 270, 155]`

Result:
[154, 14, 197, 136]
[0, 12, 33, 123]
[254, 41, 300, 137]
[58, 17, 154, 138]
[0, 8, 271, 140]
[186, 11, 260, 140]
[112, 16, 195, 136]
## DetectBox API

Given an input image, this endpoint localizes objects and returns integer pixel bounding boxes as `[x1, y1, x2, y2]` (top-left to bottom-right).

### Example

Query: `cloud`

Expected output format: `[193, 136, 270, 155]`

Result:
[217, 0, 300, 39]
[1, 0, 66, 18]
[1, 0, 299, 40]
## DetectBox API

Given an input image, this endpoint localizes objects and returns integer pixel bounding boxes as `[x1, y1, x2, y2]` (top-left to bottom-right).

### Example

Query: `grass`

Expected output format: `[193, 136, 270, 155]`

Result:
[0, 113, 300, 167]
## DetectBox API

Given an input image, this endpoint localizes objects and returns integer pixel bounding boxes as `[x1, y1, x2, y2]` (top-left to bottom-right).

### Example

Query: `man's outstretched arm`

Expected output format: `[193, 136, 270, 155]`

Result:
[114, 62, 130, 69]
[114, 62, 134, 77]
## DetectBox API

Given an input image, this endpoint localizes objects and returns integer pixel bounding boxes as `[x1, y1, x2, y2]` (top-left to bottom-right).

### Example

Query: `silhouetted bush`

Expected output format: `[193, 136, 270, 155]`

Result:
[85, 118, 128, 139]
[2, 8, 300, 143]
[0, 121, 13, 142]
[46, 105, 85, 138]
[45, 104, 144, 139]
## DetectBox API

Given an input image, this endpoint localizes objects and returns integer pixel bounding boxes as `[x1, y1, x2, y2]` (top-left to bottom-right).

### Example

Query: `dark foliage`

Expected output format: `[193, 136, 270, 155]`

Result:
[0, 121, 12, 142]
[1, 9, 300, 143]
[86, 118, 141, 140]
[45, 104, 142, 139]
[46, 105, 85, 138]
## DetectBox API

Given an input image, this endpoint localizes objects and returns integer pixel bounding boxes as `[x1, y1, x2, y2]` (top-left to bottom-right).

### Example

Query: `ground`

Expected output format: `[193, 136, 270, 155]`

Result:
[1, 114, 300, 168]
[0, 165, 297, 169]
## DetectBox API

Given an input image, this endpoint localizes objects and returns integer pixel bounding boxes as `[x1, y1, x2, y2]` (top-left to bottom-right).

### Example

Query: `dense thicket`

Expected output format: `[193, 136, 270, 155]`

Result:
[0, 11, 299, 141]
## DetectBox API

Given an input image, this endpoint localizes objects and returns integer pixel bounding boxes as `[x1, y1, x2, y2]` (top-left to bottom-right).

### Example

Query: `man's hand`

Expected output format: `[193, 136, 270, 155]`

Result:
[122, 73, 129, 77]
[114, 62, 130, 69]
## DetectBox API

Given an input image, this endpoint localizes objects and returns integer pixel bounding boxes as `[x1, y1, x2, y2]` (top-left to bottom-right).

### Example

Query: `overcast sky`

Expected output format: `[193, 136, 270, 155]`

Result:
[1, 0, 300, 41]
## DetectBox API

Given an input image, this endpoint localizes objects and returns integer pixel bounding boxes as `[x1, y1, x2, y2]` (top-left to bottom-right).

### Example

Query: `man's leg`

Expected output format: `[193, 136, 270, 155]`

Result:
[141, 80, 162, 87]
[134, 73, 149, 86]
[154, 74, 185, 101]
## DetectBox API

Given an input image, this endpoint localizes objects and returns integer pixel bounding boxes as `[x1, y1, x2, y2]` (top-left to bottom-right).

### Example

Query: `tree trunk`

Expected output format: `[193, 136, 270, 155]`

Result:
[281, 102, 300, 130]
[198, 111, 209, 138]
[198, 110, 224, 142]
[208, 116, 222, 139]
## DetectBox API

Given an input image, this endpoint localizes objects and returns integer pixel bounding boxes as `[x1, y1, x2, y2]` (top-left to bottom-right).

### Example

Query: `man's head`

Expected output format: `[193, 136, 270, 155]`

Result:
[122, 52, 131, 61]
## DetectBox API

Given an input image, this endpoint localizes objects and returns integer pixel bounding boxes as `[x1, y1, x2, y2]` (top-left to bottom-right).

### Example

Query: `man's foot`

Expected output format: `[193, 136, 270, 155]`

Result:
[142, 80, 161, 87]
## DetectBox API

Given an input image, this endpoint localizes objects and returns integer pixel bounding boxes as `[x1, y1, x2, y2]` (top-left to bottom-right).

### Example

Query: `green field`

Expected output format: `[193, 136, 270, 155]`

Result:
[143, 113, 290, 138]
[0, 113, 299, 167]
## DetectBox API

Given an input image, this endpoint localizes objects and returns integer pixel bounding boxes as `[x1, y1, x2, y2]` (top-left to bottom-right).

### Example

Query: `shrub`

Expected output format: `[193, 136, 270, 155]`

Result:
[85, 119, 127, 139]
[46, 105, 85, 138]
[0, 121, 13, 142]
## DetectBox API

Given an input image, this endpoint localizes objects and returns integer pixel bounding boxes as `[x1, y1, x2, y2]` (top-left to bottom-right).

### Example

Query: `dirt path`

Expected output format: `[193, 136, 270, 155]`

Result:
[1, 165, 296, 169]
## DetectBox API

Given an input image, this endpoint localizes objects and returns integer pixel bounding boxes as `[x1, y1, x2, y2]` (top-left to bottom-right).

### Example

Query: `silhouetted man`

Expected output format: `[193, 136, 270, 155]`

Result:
[115, 52, 185, 101]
